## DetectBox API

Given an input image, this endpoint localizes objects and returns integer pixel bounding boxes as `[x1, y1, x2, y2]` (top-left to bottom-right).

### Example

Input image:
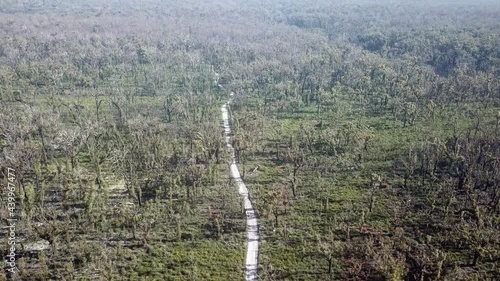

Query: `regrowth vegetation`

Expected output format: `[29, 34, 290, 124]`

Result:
[0, 0, 499, 280]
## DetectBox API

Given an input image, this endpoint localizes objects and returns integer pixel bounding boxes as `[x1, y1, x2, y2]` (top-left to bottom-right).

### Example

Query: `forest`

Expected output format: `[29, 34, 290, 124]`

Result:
[0, 0, 499, 280]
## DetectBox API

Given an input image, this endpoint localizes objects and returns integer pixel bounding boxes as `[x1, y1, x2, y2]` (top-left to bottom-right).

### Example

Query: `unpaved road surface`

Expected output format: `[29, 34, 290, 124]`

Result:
[221, 92, 259, 281]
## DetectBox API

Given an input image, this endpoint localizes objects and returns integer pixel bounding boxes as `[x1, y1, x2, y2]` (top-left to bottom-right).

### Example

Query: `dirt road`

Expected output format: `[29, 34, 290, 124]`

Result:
[221, 92, 259, 281]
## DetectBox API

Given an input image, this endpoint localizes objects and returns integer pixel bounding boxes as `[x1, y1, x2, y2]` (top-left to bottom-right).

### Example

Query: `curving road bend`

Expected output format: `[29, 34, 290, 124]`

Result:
[221, 92, 259, 281]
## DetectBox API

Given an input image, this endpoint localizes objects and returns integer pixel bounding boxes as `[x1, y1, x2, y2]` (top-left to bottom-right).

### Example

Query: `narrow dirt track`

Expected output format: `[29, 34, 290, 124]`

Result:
[221, 92, 259, 281]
